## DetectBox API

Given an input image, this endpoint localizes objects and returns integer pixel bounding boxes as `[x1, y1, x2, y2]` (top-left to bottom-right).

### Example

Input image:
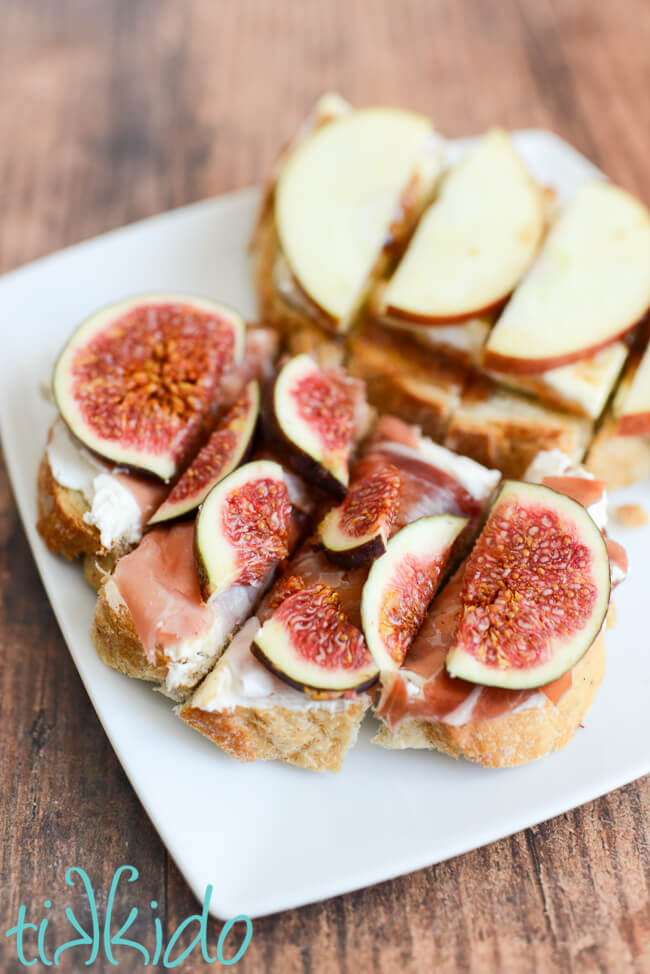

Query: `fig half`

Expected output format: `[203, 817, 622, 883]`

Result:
[53, 294, 246, 481]
[266, 354, 362, 498]
[252, 583, 379, 697]
[317, 466, 401, 568]
[446, 480, 611, 689]
[194, 459, 291, 601]
[361, 514, 468, 672]
[148, 381, 260, 524]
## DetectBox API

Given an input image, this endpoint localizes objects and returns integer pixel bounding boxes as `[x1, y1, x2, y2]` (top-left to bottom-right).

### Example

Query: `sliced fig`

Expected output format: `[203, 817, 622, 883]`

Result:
[252, 583, 379, 697]
[148, 381, 260, 524]
[53, 294, 246, 481]
[266, 354, 363, 498]
[361, 514, 468, 672]
[194, 459, 291, 600]
[446, 480, 611, 690]
[317, 466, 401, 568]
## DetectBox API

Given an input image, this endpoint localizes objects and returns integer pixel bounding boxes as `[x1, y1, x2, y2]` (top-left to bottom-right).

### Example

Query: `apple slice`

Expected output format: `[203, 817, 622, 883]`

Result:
[361, 514, 468, 673]
[275, 107, 442, 331]
[382, 129, 545, 323]
[617, 339, 650, 435]
[483, 183, 650, 374]
[446, 481, 611, 689]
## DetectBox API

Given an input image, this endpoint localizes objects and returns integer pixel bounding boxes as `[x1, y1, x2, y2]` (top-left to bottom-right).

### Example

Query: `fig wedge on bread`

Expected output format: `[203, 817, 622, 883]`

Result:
[38, 295, 277, 574]
[374, 451, 624, 767]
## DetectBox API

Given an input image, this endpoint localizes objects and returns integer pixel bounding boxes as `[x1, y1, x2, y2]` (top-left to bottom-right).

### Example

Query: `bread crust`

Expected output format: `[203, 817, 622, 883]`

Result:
[91, 580, 171, 688]
[37, 454, 105, 559]
[179, 696, 369, 773]
[374, 633, 606, 767]
[83, 551, 119, 590]
[91, 576, 247, 701]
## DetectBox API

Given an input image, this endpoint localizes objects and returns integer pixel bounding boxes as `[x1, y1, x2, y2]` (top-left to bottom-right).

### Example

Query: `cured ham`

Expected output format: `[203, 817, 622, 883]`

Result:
[108, 459, 312, 663]
[376, 569, 572, 731]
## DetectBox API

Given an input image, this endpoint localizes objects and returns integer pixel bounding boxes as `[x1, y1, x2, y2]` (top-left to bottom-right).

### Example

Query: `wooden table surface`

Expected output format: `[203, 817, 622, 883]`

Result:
[1, 1, 649, 971]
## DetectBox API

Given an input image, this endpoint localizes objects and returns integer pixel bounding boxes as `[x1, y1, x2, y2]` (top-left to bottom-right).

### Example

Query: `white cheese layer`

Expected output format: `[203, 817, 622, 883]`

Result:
[189, 618, 361, 714]
[46, 419, 142, 550]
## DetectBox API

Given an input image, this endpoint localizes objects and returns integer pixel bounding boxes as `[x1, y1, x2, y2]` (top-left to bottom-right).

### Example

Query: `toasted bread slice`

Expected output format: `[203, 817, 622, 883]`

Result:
[347, 324, 593, 477]
[83, 551, 120, 591]
[37, 420, 167, 565]
[180, 699, 368, 773]
[374, 632, 605, 767]
[92, 569, 242, 701]
[178, 619, 370, 772]
[92, 578, 173, 689]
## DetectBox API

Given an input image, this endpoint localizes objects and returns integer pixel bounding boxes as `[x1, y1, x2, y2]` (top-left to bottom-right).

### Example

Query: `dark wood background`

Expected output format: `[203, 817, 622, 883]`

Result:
[1, 1, 649, 971]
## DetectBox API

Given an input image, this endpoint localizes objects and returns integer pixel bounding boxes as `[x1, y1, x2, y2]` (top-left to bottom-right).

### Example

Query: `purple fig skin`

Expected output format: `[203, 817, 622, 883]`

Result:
[320, 531, 387, 569]
[251, 639, 379, 699]
[261, 382, 349, 501]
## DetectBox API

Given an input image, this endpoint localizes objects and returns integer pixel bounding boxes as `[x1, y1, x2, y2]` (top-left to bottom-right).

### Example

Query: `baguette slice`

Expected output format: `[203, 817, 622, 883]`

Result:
[37, 421, 167, 561]
[179, 619, 370, 772]
[374, 452, 620, 767]
[346, 321, 468, 441]
[348, 322, 593, 478]
[374, 633, 606, 767]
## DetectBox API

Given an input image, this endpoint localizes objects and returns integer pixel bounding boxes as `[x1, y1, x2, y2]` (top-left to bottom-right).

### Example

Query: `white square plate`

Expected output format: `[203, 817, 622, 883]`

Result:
[2, 131, 648, 920]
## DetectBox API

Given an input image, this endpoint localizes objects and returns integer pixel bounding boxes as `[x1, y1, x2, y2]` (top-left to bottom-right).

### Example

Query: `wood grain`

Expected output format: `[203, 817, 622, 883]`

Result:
[1, 0, 649, 971]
